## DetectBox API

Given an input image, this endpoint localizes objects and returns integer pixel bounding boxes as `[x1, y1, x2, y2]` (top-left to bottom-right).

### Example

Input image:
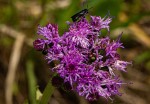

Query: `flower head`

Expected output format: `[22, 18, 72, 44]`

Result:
[33, 15, 131, 101]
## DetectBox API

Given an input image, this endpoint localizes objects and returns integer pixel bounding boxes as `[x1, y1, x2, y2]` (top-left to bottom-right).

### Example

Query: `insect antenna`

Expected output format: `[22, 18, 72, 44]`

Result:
[106, 10, 115, 19]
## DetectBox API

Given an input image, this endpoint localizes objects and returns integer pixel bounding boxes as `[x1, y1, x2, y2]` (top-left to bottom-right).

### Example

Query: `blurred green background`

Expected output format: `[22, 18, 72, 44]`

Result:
[0, 0, 150, 104]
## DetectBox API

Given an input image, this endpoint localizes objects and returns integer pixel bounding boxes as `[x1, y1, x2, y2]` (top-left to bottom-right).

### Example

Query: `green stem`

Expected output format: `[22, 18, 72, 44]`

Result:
[39, 78, 55, 104]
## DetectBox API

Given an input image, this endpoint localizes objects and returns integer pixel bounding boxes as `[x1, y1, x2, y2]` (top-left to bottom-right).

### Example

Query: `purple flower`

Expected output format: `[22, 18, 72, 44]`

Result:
[33, 15, 131, 101]
[90, 16, 112, 31]
[52, 50, 88, 87]
[37, 24, 59, 39]
[112, 60, 132, 72]
[63, 18, 92, 48]
[33, 39, 46, 51]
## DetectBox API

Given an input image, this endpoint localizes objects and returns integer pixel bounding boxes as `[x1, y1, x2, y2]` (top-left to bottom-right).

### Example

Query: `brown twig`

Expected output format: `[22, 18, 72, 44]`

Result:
[0, 24, 33, 47]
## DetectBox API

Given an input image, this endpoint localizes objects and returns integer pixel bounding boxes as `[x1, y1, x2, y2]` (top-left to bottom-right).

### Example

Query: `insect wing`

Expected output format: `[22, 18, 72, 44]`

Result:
[71, 9, 88, 22]
[71, 14, 80, 22]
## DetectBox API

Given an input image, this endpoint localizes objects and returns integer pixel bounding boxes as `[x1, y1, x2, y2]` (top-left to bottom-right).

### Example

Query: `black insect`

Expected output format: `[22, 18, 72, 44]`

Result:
[42, 42, 54, 55]
[42, 44, 48, 55]
[71, 8, 89, 22]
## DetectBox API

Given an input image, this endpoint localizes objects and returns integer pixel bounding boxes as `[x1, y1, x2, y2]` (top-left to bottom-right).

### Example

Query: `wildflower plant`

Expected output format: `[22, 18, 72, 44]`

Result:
[33, 15, 131, 101]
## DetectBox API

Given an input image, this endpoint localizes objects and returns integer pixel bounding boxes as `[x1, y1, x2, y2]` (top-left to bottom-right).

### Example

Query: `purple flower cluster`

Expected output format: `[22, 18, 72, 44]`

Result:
[33, 15, 131, 100]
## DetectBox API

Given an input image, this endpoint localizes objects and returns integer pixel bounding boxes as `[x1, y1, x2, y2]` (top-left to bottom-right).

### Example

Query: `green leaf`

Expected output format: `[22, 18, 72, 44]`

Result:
[89, 0, 123, 16]
[26, 60, 37, 104]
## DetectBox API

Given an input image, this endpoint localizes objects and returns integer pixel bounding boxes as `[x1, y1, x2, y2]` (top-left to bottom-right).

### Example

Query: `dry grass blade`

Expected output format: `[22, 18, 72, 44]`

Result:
[128, 23, 150, 48]
[5, 35, 25, 104]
